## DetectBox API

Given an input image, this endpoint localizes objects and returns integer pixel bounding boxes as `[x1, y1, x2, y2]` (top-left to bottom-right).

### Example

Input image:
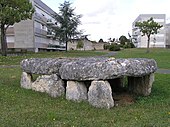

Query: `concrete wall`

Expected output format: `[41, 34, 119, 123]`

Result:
[93, 43, 104, 50]
[14, 20, 34, 49]
[68, 40, 104, 51]
[68, 39, 93, 51]
[166, 23, 170, 48]
[68, 41, 78, 50]
[83, 40, 94, 50]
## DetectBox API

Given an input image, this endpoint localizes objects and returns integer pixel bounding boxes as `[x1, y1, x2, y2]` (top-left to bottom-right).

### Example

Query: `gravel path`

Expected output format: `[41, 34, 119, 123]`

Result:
[156, 69, 170, 74]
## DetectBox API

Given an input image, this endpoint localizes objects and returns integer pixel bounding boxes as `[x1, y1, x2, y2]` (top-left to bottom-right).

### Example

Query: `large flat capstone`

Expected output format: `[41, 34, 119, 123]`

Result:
[21, 57, 157, 80]
[20, 58, 75, 75]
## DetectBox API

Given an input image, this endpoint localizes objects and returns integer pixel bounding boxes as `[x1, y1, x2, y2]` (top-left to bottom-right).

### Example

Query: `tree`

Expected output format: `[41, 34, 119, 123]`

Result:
[54, 1, 82, 51]
[0, 0, 34, 56]
[119, 35, 129, 45]
[76, 40, 84, 49]
[98, 38, 104, 43]
[135, 17, 163, 53]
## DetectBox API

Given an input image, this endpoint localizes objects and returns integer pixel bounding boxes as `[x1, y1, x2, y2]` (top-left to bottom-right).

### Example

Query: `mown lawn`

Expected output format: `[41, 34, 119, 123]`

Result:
[115, 48, 170, 69]
[0, 50, 107, 66]
[0, 68, 169, 127]
[0, 49, 170, 126]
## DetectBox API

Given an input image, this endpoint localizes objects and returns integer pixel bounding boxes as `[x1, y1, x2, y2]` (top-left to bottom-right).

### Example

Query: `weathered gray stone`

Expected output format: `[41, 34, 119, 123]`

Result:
[20, 72, 32, 89]
[88, 81, 114, 109]
[32, 74, 65, 97]
[60, 58, 157, 81]
[66, 81, 87, 102]
[20, 58, 75, 75]
[128, 73, 155, 96]
[20, 57, 158, 109]
[21, 58, 157, 81]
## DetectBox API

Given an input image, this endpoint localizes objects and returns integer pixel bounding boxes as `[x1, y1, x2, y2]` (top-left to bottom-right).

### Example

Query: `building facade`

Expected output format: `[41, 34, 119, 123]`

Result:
[2, 0, 64, 52]
[165, 23, 170, 48]
[132, 14, 166, 48]
[68, 37, 104, 51]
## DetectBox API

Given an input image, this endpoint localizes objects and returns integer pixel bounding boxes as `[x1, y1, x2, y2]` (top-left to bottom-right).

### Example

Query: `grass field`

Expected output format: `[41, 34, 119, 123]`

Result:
[0, 49, 170, 126]
[115, 48, 170, 69]
[0, 50, 107, 66]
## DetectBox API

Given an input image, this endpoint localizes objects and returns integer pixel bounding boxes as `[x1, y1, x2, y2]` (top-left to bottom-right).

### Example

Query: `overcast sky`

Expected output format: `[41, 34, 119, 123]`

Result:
[41, 0, 170, 41]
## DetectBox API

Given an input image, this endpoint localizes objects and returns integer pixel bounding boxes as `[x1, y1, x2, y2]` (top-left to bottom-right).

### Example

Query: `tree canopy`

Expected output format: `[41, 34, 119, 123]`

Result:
[119, 35, 129, 45]
[98, 38, 104, 43]
[53, 1, 82, 51]
[0, 0, 34, 56]
[135, 17, 163, 53]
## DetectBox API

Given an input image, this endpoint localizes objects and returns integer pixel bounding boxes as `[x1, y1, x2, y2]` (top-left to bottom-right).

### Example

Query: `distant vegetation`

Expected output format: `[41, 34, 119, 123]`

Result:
[103, 35, 135, 51]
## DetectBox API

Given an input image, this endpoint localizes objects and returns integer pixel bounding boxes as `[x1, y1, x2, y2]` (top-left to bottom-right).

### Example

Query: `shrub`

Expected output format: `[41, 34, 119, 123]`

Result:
[103, 44, 110, 50]
[123, 42, 135, 49]
[109, 44, 120, 51]
[77, 41, 84, 49]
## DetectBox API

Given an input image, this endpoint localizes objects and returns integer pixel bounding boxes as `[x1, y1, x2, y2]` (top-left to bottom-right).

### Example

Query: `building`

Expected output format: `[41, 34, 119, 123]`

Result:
[67, 36, 104, 51]
[165, 23, 170, 48]
[132, 14, 166, 48]
[1, 0, 65, 52]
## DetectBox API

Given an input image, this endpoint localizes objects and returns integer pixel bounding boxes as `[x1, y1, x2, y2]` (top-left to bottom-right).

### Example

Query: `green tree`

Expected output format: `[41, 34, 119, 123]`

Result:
[119, 35, 129, 45]
[0, 0, 34, 56]
[54, 1, 82, 51]
[98, 38, 104, 43]
[135, 17, 163, 53]
[76, 40, 84, 49]
[108, 38, 115, 42]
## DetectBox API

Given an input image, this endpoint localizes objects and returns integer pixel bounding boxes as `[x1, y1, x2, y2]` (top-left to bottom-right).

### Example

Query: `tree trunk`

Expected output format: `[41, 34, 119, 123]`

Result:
[146, 35, 150, 53]
[65, 34, 68, 52]
[0, 24, 8, 56]
[65, 40, 68, 52]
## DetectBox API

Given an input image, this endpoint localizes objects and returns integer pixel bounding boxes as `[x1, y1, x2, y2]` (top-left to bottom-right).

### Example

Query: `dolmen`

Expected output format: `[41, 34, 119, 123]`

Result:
[20, 57, 157, 109]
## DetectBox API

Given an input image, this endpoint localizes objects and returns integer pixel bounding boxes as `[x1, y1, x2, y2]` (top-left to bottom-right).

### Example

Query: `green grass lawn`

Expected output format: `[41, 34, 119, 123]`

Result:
[0, 50, 107, 66]
[0, 67, 170, 127]
[115, 48, 170, 69]
[0, 49, 170, 126]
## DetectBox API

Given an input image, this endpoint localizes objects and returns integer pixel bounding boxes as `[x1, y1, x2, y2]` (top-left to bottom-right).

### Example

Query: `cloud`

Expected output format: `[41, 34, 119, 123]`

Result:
[42, 0, 170, 41]
[74, 0, 117, 17]
[73, 0, 119, 41]
[73, 0, 170, 41]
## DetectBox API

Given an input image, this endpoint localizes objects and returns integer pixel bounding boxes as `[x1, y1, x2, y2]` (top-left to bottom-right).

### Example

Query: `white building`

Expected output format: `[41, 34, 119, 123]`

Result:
[165, 23, 170, 48]
[132, 14, 166, 48]
[2, 0, 64, 52]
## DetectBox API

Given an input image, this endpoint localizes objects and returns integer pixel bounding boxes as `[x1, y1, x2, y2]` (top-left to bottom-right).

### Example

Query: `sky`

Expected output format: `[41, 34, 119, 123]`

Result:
[41, 0, 170, 41]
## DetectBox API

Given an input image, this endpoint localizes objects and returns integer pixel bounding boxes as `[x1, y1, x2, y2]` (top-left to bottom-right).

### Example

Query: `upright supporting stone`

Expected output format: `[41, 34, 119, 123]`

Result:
[88, 81, 114, 109]
[32, 74, 65, 97]
[128, 73, 154, 96]
[21, 72, 32, 89]
[66, 81, 87, 102]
